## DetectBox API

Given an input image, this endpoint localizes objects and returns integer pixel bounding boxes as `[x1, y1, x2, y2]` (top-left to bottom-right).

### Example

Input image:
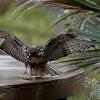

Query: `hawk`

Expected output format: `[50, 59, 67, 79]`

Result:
[0, 31, 93, 79]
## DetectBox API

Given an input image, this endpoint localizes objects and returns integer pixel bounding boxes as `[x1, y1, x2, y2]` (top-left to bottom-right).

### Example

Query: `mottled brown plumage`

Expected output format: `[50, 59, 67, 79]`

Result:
[0, 31, 93, 79]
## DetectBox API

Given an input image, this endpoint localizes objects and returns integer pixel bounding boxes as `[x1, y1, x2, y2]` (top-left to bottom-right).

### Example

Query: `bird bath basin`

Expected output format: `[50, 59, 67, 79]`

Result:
[0, 55, 84, 100]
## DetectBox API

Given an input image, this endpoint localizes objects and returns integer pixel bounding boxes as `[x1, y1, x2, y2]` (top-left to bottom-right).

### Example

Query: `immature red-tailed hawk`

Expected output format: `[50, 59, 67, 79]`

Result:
[0, 31, 93, 79]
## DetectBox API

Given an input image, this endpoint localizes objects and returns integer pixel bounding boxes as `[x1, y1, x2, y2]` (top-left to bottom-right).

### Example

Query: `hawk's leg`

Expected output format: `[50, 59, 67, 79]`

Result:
[30, 64, 45, 78]
[23, 63, 35, 80]
[29, 64, 58, 79]
[23, 63, 28, 75]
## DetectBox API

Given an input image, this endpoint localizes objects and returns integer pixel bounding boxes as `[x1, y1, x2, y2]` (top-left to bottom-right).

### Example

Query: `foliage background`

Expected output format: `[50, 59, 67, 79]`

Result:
[0, 5, 55, 45]
[0, 1, 99, 100]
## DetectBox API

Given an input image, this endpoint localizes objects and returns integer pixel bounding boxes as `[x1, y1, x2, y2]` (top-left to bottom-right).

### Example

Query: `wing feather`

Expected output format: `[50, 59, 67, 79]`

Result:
[0, 31, 29, 63]
[43, 34, 92, 61]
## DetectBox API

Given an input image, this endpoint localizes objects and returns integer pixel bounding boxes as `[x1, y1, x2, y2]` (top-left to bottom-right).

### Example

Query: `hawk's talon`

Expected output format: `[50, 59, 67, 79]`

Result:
[35, 74, 55, 79]
[22, 74, 55, 80]
[23, 75, 35, 80]
[23, 71, 28, 75]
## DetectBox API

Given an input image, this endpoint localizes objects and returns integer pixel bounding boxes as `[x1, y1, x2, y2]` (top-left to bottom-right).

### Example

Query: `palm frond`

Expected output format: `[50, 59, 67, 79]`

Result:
[39, 0, 100, 12]
[59, 14, 100, 73]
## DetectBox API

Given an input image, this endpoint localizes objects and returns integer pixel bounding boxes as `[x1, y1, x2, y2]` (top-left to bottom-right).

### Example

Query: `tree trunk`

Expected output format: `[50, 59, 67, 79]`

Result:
[0, 0, 13, 14]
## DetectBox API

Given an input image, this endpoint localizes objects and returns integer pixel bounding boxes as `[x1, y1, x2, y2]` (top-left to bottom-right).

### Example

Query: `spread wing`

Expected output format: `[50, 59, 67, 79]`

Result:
[0, 31, 29, 63]
[43, 34, 93, 62]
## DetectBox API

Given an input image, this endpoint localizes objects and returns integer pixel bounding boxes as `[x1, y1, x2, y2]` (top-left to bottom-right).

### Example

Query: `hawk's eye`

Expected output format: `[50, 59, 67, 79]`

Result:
[28, 53, 31, 56]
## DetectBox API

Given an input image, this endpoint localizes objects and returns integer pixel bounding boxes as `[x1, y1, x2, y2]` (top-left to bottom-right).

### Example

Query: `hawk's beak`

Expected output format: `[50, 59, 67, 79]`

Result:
[38, 52, 44, 56]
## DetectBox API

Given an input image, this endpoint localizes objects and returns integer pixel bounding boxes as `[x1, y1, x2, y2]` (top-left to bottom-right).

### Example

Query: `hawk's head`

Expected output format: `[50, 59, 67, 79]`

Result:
[27, 46, 44, 58]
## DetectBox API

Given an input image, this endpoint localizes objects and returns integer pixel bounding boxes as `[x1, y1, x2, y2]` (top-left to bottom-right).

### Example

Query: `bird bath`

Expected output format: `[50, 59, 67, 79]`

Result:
[0, 55, 84, 100]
